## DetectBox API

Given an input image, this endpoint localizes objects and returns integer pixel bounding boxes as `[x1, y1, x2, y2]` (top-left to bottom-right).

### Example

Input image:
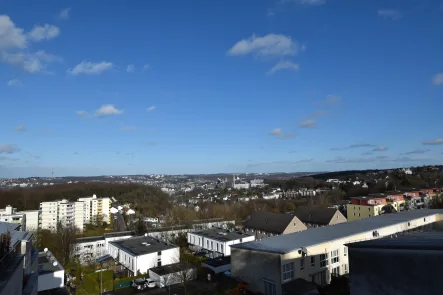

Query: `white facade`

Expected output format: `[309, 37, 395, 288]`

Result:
[18, 210, 39, 232]
[187, 230, 255, 256]
[37, 250, 64, 292]
[39, 200, 84, 232]
[0, 206, 25, 229]
[108, 236, 180, 275]
[78, 195, 111, 225]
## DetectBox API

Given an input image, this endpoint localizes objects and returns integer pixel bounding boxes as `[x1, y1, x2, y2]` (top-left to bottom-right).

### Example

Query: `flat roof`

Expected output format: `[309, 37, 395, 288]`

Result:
[38, 252, 64, 274]
[0, 221, 21, 233]
[192, 228, 253, 242]
[150, 262, 184, 276]
[110, 236, 177, 256]
[104, 231, 133, 238]
[231, 209, 443, 254]
[347, 231, 443, 251]
[203, 256, 231, 267]
[75, 236, 103, 243]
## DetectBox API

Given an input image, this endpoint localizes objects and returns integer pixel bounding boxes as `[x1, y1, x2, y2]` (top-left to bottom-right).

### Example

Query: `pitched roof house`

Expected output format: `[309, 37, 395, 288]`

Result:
[243, 212, 307, 240]
[290, 206, 347, 228]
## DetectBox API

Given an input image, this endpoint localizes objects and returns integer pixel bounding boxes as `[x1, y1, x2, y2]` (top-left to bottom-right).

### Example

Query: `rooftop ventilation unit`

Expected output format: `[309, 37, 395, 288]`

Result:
[218, 232, 227, 235]
[141, 242, 150, 246]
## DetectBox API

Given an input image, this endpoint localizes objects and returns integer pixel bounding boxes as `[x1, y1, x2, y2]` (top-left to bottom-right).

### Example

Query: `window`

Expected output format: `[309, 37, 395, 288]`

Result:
[293, 222, 296, 226]
[211, 241, 213, 249]
[343, 264, 348, 273]
[320, 253, 328, 268]
[264, 280, 276, 295]
[207, 240, 209, 248]
[343, 247, 347, 256]
[311, 256, 315, 267]
[331, 249, 339, 264]
[332, 266, 340, 276]
[283, 262, 294, 281]
[300, 258, 304, 271]
[157, 251, 161, 256]
[221, 244, 224, 253]
[216, 243, 219, 252]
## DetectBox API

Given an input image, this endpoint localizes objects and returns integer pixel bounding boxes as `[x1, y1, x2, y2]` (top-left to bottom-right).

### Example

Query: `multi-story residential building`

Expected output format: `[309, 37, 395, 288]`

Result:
[78, 194, 111, 225]
[230, 209, 443, 295]
[39, 199, 84, 232]
[346, 196, 387, 221]
[108, 235, 180, 275]
[0, 205, 25, 229]
[347, 231, 443, 295]
[244, 212, 307, 240]
[187, 228, 255, 257]
[290, 206, 347, 228]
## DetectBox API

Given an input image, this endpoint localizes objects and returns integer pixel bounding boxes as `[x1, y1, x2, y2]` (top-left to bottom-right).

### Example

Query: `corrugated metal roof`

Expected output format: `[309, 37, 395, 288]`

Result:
[232, 209, 443, 254]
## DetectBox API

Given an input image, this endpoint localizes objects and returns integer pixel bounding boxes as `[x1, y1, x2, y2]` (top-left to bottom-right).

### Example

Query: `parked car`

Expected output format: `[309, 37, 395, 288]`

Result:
[146, 279, 156, 288]
[132, 278, 148, 291]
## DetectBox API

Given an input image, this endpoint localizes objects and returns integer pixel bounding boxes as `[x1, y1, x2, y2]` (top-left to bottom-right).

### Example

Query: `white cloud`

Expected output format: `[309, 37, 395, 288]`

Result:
[126, 64, 134, 73]
[299, 119, 316, 128]
[423, 138, 443, 145]
[16, 124, 25, 131]
[268, 60, 299, 75]
[1, 50, 59, 73]
[228, 34, 298, 57]
[28, 24, 60, 42]
[295, 0, 325, 5]
[143, 64, 151, 71]
[432, 73, 443, 85]
[7, 78, 21, 86]
[76, 110, 88, 117]
[68, 61, 114, 75]
[268, 128, 297, 139]
[373, 146, 388, 151]
[120, 126, 136, 131]
[59, 8, 71, 20]
[0, 15, 27, 50]
[0, 144, 21, 154]
[147, 106, 156, 112]
[378, 9, 402, 20]
[95, 104, 123, 117]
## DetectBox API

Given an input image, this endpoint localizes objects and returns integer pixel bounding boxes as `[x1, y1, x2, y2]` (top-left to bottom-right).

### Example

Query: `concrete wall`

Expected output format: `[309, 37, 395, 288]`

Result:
[187, 232, 255, 256]
[38, 270, 64, 292]
[347, 204, 384, 221]
[231, 248, 282, 295]
[349, 247, 443, 295]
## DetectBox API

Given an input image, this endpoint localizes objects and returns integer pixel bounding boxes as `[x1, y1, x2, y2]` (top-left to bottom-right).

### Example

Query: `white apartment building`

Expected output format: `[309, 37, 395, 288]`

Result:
[0, 206, 39, 232]
[78, 194, 111, 225]
[108, 235, 180, 275]
[231, 209, 443, 295]
[187, 229, 255, 257]
[39, 199, 84, 232]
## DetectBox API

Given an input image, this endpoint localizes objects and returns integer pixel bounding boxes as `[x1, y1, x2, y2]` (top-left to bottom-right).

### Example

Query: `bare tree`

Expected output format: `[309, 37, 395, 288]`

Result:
[55, 221, 78, 265]
[171, 261, 196, 295]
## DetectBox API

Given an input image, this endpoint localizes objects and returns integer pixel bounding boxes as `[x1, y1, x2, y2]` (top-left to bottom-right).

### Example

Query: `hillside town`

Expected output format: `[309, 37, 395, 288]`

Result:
[2, 165, 443, 295]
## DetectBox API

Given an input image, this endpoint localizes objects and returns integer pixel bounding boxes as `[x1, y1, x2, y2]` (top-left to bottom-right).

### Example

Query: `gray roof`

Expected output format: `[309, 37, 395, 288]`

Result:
[192, 228, 253, 242]
[104, 231, 133, 238]
[232, 209, 443, 254]
[110, 236, 177, 256]
[244, 212, 295, 234]
[75, 236, 103, 243]
[0, 221, 21, 233]
[290, 206, 341, 225]
[38, 252, 63, 274]
[347, 231, 443, 250]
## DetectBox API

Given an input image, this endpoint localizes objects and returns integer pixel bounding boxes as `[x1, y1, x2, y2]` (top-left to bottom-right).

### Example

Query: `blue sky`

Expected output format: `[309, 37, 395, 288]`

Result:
[1, 0, 443, 177]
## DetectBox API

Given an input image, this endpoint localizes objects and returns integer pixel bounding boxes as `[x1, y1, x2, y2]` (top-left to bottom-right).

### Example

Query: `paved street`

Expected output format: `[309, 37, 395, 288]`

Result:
[112, 213, 128, 232]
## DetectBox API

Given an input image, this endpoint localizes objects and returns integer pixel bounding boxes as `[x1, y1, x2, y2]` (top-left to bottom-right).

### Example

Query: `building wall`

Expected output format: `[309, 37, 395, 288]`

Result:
[187, 232, 255, 256]
[38, 270, 64, 292]
[0, 256, 24, 295]
[39, 201, 58, 230]
[231, 248, 282, 295]
[348, 247, 443, 295]
[329, 211, 347, 225]
[75, 239, 106, 263]
[347, 204, 384, 221]
[283, 216, 308, 234]
[19, 210, 39, 232]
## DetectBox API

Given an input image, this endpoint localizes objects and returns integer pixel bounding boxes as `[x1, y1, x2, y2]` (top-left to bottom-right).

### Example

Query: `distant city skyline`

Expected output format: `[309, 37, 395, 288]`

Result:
[1, 0, 443, 178]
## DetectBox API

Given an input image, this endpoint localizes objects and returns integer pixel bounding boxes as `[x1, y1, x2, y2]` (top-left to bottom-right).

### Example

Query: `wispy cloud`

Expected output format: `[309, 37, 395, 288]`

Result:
[228, 34, 299, 57]
[326, 155, 424, 164]
[280, 0, 325, 6]
[1, 50, 60, 73]
[27, 24, 60, 42]
[7, 78, 21, 86]
[76, 110, 88, 117]
[0, 144, 21, 154]
[423, 138, 443, 145]
[378, 9, 402, 20]
[16, 124, 26, 132]
[403, 148, 430, 155]
[299, 119, 317, 128]
[361, 152, 373, 156]
[267, 60, 299, 75]
[268, 128, 297, 139]
[126, 64, 134, 73]
[247, 159, 313, 168]
[59, 8, 71, 20]
[143, 64, 151, 71]
[95, 105, 123, 117]
[120, 126, 136, 131]
[147, 106, 156, 112]
[68, 61, 114, 75]
[373, 146, 388, 152]
[330, 143, 376, 151]
[432, 73, 443, 85]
